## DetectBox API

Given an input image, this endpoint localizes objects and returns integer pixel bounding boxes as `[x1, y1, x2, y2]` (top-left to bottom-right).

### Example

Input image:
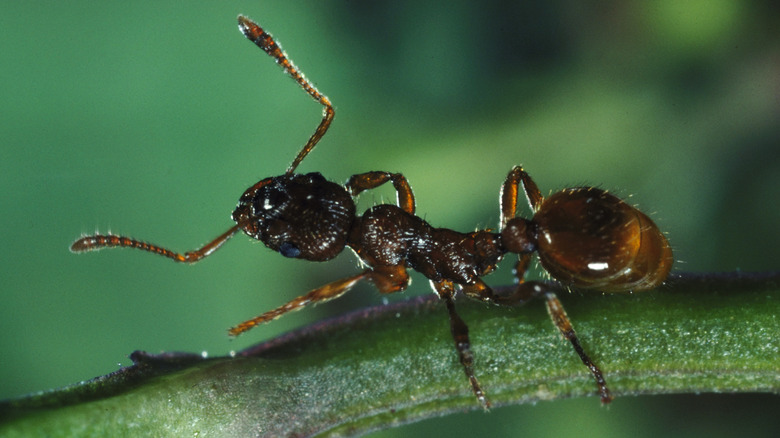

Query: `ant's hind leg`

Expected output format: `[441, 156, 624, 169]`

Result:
[433, 280, 490, 410]
[542, 288, 613, 404]
[480, 280, 613, 404]
[345, 171, 416, 214]
[461, 255, 612, 403]
[500, 166, 544, 228]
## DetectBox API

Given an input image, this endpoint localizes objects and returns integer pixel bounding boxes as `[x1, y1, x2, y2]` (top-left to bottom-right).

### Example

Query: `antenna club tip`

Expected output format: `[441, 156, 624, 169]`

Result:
[70, 234, 112, 253]
[70, 236, 96, 253]
[237, 15, 262, 39]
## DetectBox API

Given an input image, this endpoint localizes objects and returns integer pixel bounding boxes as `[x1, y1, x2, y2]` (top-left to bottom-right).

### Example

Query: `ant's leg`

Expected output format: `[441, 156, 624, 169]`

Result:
[461, 254, 534, 305]
[229, 265, 410, 337]
[462, 256, 612, 403]
[464, 285, 613, 403]
[432, 280, 490, 410]
[70, 224, 242, 263]
[542, 288, 613, 404]
[500, 166, 544, 228]
[369, 264, 412, 293]
[229, 270, 371, 336]
[345, 171, 416, 214]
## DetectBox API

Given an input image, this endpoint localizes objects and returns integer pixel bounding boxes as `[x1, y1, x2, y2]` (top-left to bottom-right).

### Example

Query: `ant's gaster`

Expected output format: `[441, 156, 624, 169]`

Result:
[71, 15, 674, 409]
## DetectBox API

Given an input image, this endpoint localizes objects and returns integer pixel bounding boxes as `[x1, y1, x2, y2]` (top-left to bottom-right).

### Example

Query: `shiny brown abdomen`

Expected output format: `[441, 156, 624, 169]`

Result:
[533, 188, 673, 292]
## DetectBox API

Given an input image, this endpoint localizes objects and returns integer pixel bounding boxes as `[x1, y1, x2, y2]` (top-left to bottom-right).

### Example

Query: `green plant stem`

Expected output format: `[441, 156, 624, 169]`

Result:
[1, 272, 778, 437]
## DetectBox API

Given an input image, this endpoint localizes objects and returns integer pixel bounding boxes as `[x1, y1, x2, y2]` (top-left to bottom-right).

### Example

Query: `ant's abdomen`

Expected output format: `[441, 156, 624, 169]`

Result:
[533, 188, 673, 292]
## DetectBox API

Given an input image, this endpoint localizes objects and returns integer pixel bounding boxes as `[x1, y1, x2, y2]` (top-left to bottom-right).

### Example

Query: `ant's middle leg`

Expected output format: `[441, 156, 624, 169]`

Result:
[460, 254, 535, 305]
[345, 171, 415, 214]
[432, 280, 490, 410]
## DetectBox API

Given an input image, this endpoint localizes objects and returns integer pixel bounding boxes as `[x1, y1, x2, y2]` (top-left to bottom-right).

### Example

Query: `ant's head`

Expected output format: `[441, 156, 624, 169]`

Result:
[232, 172, 355, 261]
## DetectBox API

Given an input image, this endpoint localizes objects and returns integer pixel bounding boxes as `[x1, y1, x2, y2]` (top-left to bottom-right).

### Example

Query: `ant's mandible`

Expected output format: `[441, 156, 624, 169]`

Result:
[71, 15, 674, 409]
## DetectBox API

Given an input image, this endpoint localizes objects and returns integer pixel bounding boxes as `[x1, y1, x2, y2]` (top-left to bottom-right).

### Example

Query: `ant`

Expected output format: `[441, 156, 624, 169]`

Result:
[71, 15, 674, 409]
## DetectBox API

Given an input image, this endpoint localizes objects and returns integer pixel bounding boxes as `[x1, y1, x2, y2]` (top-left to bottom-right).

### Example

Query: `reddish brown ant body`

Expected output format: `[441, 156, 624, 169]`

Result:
[72, 15, 673, 409]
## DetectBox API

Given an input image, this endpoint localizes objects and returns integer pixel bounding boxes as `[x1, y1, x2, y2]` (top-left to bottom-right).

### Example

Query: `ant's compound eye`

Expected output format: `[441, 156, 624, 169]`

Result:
[279, 241, 301, 258]
[255, 188, 289, 213]
[305, 172, 327, 183]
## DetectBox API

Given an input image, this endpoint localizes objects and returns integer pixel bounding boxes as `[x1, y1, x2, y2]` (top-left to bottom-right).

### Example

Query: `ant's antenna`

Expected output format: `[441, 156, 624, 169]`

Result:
[238, 15, 334, 174]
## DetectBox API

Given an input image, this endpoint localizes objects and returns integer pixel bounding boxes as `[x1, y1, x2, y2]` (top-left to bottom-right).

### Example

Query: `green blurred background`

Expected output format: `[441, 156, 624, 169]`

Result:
[2, 0, 778, 436]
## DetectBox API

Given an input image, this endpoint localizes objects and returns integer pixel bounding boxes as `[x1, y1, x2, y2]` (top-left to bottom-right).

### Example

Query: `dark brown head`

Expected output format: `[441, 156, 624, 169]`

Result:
[232, 172, 355, 261]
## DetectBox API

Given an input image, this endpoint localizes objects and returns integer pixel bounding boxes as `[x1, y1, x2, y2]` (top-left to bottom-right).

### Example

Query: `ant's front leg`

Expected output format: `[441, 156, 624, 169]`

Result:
[229, 271, 370, 336]
[345, 171, 415, 214]
[461, 255, 613, 404]
[229, 264, 411, 336]
[432, 280, 490, 410]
